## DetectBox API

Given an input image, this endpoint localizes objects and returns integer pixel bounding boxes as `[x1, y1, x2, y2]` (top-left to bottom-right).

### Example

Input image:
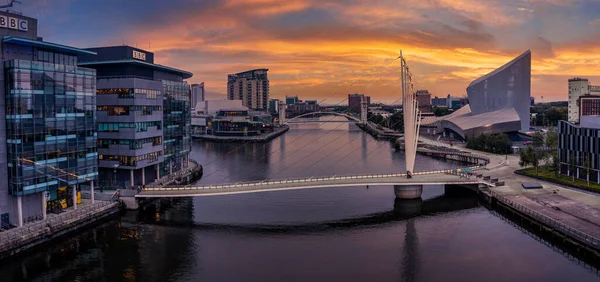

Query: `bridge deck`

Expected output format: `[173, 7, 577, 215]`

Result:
[138, 171, 484, 198]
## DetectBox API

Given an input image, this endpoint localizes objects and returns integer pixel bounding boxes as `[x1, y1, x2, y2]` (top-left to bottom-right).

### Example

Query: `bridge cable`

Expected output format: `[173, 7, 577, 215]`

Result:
[191, 56, 401, 182]
[194, 58, 400, 184]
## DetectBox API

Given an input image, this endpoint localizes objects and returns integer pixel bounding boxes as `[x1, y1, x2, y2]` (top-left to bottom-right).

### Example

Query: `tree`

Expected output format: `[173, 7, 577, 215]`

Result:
[547, 107, 567, 126]
[545, 128, 559, 175]
[432, 107, 450, 117]
[550, 150, 560, 177]
[519, 145, 541, 175]
[369, 114, 385, 126]
[532, 131, 545, 148]
[519, 145, 534, 168]
[387, 112, 404, 133]
[545, 128, 558, 149]
[568, 154, 577, 182]
[584, 154, 591, 186]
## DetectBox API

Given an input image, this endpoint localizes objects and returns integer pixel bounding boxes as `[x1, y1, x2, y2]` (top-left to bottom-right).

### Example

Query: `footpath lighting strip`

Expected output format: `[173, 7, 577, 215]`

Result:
[147, 172, 494, 192]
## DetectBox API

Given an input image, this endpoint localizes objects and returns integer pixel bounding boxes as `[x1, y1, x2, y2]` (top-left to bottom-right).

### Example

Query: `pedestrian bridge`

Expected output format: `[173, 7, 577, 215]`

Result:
[286, 112, 361, 123]
[137, 169, 490, 198]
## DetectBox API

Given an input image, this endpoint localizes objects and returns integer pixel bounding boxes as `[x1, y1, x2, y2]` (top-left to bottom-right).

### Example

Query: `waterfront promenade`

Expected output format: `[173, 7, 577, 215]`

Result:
[193, 125, 289, 142]
[0, 199, 120, 259]
[420, 136, 600, 250]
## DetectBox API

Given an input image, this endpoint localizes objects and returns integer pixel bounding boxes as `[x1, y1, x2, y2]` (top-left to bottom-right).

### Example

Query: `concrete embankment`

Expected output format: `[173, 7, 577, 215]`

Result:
[356, 122, 403, 140]
[193, 125, 289, 142]
[121, 160, 204, 210]
[0, 200, 120, 260]
[417, 136, 600, 255]
[488, 189, 600, 255]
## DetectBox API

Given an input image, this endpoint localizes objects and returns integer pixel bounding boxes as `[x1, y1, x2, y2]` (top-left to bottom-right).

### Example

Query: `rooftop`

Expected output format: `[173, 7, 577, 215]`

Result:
[78, 59, 193, 79]
[468, 49, 531, 88]
[3, 36, 97, 56]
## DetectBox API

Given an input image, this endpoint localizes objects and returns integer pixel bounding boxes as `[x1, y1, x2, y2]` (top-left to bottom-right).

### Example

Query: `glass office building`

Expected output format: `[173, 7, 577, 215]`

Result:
[78, 46, 192, 187]
[5, 59, 97, 196]
[162, 80, 192, 175]
[0, 11, 98, 228]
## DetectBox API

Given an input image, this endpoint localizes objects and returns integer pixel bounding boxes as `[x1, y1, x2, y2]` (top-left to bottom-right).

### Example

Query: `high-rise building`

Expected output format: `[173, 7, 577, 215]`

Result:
[78, 46, 193, 187]
[579, 95, 600, 117]
[348, 93, 370, 112]
[431, 96, 447, 107]
[415, 90, 432, 112]
[286, 100, 320, 116]
[227, 69, 269, 111]
[568, 77, 600, 123]
[0, 11, 98, 227]
[286, 95, 299, 105]
[191, 82, 205, 109]
[269, 99, 281, 113]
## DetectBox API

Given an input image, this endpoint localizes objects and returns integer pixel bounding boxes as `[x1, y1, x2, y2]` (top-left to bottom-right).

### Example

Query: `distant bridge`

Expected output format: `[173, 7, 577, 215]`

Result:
[286, 112, 361, 123]
[137, 169, 493, 198]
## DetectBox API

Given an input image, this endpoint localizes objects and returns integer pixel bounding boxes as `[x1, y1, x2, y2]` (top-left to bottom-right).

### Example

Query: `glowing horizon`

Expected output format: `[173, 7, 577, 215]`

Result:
[21, 0, 600, 104]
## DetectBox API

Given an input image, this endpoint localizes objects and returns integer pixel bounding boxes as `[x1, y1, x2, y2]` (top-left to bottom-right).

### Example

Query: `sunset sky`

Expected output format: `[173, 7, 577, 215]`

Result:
[19, 0, 600, 104]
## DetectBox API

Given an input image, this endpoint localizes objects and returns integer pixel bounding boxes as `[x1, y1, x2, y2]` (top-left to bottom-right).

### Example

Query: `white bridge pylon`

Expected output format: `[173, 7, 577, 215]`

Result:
[400, 50, 421, 177]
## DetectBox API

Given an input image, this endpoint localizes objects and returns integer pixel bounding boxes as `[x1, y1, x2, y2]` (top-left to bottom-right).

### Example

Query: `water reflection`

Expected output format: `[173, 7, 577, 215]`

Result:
[1, 117, 599, 282]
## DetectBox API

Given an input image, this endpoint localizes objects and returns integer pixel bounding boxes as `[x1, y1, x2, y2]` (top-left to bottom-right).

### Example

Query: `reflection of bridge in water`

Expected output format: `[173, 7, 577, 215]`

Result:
[140, 187, 479, 233]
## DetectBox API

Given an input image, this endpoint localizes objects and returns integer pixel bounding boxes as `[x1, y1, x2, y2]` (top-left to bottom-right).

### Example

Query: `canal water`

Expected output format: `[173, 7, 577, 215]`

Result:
[0, 117, 598, 281]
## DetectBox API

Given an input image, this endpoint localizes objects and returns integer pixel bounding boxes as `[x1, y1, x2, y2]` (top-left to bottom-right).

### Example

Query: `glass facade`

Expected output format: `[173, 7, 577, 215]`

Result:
[161, 80, 191, 175]
[96, 88, 160, 99]
[5, 59, 97, 196]
[99, 151, 162, 166]
[98, 121, 162, 132]
[558, 120, 600, 183]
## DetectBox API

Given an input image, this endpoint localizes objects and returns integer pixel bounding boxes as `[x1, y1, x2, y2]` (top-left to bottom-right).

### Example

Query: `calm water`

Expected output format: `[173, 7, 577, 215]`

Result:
[1, 118, 599, 282]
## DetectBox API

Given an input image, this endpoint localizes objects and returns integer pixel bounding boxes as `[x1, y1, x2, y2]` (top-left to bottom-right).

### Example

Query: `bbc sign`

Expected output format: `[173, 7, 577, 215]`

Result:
[133, 50, 146, 61]
[0, 16, 27, 31]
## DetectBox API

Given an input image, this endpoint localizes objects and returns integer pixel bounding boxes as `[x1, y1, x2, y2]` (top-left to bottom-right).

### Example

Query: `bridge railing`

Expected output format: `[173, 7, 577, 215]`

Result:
[490, 190, 600, 250]
[142, 166, 481, 192]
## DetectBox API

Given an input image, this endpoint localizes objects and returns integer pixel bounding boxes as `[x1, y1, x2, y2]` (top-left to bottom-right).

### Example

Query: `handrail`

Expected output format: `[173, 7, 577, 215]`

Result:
[0, 201, 119, 246]
[142, 168, 483, 192]
[491, 190, 600, 248]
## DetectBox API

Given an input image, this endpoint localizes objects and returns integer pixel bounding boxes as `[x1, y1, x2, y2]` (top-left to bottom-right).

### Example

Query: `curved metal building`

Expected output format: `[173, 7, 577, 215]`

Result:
[466, 49, 531, 132]
[421, 50, 531, 139]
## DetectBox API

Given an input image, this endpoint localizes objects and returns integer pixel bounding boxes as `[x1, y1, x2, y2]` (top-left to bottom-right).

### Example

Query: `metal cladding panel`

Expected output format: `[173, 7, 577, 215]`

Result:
[467, 50, 531, 131]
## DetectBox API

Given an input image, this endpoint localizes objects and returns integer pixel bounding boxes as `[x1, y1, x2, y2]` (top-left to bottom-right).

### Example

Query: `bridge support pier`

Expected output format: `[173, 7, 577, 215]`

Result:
[394, 185, 423, 199]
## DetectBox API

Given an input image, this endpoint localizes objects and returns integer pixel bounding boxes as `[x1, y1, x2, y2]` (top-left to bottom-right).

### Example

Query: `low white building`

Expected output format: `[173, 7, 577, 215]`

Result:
[195, 100, 249, 116]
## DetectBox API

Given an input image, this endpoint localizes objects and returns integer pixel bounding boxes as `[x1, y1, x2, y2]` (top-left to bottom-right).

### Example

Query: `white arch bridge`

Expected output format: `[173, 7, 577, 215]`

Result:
[286, 112, 361, 123]
[137, 169, 495, 198]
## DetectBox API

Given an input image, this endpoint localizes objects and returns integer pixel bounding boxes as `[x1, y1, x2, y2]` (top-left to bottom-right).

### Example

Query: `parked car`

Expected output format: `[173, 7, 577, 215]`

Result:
[523, 141, 532, 145]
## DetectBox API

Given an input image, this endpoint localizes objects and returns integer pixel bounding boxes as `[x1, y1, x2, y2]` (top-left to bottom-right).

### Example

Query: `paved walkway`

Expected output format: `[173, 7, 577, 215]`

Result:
[0, 199, 117, 240]
[151, 160, 201, 187]
[138, 170, 487, 198]
[193, 125, 289, 142]
[419, 135, 600, 243]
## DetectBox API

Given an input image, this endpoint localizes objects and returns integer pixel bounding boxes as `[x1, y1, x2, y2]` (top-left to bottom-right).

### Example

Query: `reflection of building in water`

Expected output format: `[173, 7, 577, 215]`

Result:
[199, 141, 272, 182]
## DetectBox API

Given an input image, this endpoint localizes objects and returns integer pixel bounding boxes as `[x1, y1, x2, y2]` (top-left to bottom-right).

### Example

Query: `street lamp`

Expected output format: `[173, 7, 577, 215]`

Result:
[113, 164, 119, 188]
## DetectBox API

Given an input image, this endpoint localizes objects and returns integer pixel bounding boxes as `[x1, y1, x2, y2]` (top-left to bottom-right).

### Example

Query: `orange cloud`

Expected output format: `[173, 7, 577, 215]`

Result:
[109, 0, 600, 103]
